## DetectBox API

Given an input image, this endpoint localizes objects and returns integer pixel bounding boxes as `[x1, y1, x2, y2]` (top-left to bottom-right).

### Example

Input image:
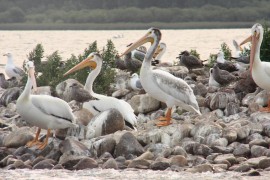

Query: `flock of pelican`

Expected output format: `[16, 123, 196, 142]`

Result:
[2, 23, 269, 149]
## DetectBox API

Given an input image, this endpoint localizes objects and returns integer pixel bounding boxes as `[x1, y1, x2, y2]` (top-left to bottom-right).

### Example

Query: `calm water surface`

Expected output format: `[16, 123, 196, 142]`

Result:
[0, 29, 250, 74]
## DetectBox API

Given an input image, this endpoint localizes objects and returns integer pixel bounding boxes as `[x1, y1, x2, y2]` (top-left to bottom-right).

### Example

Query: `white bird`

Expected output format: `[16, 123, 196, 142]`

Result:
[208, 68, 220, 87]
[216, 51, 246, 71]
[240, 23, 270, 112]
[129, 73, 143, 91]
[121, 28, 201, 126]
[64, 52, 137, 129]
[16, 61, 77, 150]
[232, 39, 242, 58]
[3, 53, 24, 79]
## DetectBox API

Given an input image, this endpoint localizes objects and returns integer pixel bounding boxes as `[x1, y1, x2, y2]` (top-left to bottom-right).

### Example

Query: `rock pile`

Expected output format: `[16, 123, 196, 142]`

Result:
[0, 66, 270, 174]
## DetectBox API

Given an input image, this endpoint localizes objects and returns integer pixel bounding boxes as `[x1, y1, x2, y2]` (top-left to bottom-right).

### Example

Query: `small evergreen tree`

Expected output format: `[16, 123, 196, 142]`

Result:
[261, 23, 270, 62]
[220, 42, 232, 60]
[190, 49, 200, 59]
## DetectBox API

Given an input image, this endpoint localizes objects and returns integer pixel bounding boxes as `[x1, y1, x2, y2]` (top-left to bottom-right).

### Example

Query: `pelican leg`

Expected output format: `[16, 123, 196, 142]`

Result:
[26, 128, 42, 147]
[156, 108, 172, 126]
[37, 129, 51, 150]
[259, 98, 270, 112]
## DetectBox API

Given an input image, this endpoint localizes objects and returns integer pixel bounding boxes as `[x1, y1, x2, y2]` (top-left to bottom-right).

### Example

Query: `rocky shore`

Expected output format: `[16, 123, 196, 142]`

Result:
[0, 65, 270, 178]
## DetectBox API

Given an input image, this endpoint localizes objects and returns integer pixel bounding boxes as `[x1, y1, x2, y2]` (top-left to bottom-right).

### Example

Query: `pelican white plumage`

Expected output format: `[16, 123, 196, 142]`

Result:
[121, 28, 201, 126]
[16, 61, 77, 149]
[129, 73, 143, 91]
[64, 52, 137, 129]
[240, 23, 270, 112]
[3, 53, 24, 79]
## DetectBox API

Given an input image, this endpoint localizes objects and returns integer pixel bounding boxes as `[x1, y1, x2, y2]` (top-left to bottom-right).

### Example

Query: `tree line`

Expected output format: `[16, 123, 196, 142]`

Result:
[0, 0, 269, 25]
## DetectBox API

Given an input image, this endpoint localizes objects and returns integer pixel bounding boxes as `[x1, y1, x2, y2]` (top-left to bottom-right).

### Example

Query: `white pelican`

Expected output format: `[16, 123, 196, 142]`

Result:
[16, 61, 77, 149]
[3, 53, 24, 79]
[240, 23, 270, 112]
[121, 28, 201, 126]
[129, 73, 143, 91]
[64, 52, 137, 129]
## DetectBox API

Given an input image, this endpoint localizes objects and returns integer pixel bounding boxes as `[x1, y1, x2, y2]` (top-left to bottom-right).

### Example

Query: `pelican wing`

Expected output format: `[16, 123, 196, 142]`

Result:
[152, 69, 196, 105]
[31, 95, 74, 122]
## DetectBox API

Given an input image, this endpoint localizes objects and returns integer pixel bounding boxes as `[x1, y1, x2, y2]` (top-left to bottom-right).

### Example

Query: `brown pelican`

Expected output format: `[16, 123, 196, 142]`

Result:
[3, 53, 24, 79]
[64, 52, 137, 129]
[240, 23, 270, 112]
[177, 50, 204, 70]
[16, 61, 77, 149]
[212, 64, 237, 86]
[121, 28, 201, 126]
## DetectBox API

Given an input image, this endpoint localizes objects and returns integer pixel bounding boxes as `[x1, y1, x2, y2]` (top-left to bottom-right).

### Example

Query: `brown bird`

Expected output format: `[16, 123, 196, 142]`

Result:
[212, 64, 237, 86]
[177, 51, 204, 70]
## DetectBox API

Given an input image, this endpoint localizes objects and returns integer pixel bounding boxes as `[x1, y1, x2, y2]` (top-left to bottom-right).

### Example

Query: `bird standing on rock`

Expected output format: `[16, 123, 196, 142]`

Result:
[240, 23, 270, 112]
[3, 53, 24, 80]
[129, 73, 143, 91]
[121, 28, 201, 127]
[212, 64, 238, 86]
[177, 50, 204, 70]
[16, 61, 77, 150]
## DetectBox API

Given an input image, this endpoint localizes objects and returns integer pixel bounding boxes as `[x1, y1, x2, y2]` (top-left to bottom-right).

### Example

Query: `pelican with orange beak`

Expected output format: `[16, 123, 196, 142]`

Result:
[121, 28, 201, 126]
[64, 52, 137, 130]
[240, 23, 270, 112]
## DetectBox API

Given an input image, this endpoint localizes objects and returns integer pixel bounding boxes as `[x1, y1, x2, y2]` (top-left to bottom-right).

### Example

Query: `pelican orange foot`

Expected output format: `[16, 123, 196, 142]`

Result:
[26, 128, 43, 147]
[37, 129, 51, 150]
[156, 108, 172, 127]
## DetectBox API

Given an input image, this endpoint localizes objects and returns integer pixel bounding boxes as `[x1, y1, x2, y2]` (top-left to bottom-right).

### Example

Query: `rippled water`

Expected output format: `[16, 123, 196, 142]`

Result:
[1, 169, 270, 180]
[0, 29, 250, 74]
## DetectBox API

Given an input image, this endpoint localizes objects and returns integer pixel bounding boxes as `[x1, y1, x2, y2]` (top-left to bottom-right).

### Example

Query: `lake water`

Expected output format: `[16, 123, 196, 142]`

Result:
[0, 29, 250, 75]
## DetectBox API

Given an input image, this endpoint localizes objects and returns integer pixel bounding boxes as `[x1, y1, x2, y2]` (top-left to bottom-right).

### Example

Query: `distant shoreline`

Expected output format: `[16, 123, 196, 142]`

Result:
[0, 21, 259, 30]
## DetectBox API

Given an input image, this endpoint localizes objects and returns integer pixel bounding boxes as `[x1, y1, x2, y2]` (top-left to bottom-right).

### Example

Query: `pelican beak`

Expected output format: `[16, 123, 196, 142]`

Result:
[64, 57, 97, 76]
[29, 67, 37, 92]
[120, 33, 153, 57]
[153, 45, 162, 59]
[240, 33, 259, 73]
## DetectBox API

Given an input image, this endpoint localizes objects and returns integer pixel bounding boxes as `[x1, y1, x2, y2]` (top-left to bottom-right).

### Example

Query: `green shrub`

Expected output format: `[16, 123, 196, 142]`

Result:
[261, 23, 270, 62]
[62, 40, 117, 95]
[189, 49, 200, 59]
[220, 42, 232, 60]
[26, 40, 117, 95]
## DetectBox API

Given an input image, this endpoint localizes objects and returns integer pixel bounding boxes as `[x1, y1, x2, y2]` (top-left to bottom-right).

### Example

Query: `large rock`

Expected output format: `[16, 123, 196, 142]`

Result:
[190, 122, 222, 141]
[73, 157, 98, 170]
[206, 89, 239, 110]
[73, 108, 93, 126]
[0, 87, 22, 106]
[86, 109, 124, 139]
[114, 132, 145, 159]
[129, 94, 160, 114]
[3, 127, 34, 148]
[55, 79, 92, 102]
